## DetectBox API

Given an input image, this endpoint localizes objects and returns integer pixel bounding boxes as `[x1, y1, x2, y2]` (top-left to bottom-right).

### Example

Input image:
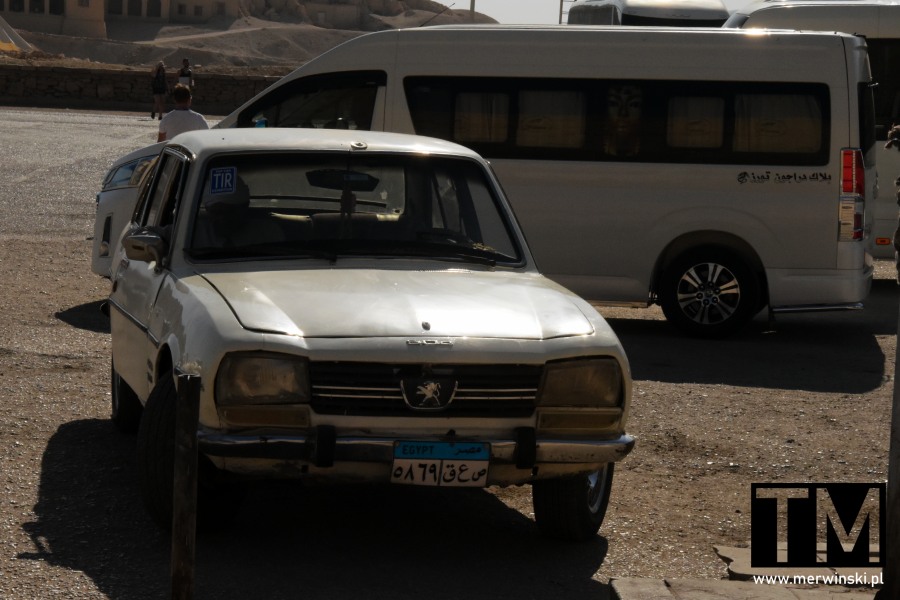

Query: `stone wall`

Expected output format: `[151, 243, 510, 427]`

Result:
[0, 63, 285, 115]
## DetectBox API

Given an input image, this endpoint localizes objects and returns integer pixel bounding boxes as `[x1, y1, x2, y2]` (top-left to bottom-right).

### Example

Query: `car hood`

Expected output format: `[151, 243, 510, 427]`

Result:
[201, 268, 594, 339]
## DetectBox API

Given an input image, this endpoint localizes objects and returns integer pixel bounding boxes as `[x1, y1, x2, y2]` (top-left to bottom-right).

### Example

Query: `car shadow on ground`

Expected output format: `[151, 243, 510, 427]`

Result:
[55, 300, 110, 335]
[19, 419, 612, 600]
[603, 278, 898, 395]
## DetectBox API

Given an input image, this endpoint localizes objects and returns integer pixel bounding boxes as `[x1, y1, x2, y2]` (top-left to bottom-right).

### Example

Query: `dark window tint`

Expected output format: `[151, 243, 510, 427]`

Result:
[405, 76, 830, 166]
[620, 14, 726, 26]
[236, 71, 386, 130]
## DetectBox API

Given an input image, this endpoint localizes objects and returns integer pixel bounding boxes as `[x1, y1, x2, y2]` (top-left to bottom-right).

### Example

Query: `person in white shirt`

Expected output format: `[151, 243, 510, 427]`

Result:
[157, 84, 209, 142]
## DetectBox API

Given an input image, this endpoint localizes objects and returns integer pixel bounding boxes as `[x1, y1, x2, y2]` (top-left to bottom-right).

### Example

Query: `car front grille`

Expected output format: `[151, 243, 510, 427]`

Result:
[309, 362, 542, 417]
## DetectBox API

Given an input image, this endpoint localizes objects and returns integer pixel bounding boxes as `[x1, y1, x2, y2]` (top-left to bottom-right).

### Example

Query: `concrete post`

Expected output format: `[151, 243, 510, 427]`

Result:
[875, 131, 900, 600]
[874, 352, 899, 599]
[171, 372, 201, 600]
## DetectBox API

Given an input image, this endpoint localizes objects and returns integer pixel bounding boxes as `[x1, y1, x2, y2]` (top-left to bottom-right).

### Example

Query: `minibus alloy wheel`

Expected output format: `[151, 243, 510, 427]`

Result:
[659, 249, 760, 338]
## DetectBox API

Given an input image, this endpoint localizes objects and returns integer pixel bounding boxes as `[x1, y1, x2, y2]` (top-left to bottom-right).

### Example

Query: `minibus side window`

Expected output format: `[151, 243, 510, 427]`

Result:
[517, 90, 586, 148]
[733, 94, 823, 154]
[454, 93, 510, 143]
[602, 83, 644, 157]
[236, 70, 386, 129]
[667, 96, 725, 149]
[405, 76, 829, 165]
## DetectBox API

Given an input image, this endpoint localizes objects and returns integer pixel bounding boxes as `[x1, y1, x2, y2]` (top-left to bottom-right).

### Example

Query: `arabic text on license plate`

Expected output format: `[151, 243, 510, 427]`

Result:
[391, 441, 489, 487]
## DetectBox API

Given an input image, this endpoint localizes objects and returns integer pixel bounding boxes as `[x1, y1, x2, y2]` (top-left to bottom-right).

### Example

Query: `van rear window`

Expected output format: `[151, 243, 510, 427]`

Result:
[405, 76, 831, 166]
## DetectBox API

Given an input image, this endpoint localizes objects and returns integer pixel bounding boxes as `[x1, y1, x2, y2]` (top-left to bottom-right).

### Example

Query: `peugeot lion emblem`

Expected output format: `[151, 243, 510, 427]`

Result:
[401, 378, 458, 411]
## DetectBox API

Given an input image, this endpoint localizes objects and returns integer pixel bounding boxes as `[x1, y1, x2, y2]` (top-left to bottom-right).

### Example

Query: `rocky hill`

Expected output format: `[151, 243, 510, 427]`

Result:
[0, 3, 496, 76]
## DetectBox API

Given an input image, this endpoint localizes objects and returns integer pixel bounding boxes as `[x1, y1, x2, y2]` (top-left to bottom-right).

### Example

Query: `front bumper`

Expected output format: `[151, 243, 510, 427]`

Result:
[198, 428, 635, 485]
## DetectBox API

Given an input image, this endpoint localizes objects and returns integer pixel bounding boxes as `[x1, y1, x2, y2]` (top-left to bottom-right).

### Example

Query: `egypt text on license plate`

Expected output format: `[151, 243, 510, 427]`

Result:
[391, 441, 489, 487]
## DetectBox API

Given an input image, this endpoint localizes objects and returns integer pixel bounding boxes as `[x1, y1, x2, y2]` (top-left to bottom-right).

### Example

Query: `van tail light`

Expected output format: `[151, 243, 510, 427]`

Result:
[841, 148, 865, 195]
[838, 148, 865, 241]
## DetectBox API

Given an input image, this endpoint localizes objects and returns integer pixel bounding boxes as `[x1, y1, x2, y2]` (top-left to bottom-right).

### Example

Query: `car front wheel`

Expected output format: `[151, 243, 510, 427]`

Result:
[136, 372, 243, 531]
[532, 463, 614, 541]
[136, 373, 178, 529]
[111, 361, 142, 433]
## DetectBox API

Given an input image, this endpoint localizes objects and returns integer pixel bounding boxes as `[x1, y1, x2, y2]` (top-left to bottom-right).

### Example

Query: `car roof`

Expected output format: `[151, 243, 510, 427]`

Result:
[167, 128, 485, 161]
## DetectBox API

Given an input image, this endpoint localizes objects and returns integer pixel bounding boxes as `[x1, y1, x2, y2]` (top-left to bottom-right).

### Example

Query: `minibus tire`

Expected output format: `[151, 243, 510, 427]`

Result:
[659, 249, 759, 338]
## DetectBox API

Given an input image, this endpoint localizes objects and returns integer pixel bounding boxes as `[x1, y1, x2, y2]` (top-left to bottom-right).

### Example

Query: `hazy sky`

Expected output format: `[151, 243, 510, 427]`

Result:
[464, 0, 749, 24]
[467, 0, 564, 24]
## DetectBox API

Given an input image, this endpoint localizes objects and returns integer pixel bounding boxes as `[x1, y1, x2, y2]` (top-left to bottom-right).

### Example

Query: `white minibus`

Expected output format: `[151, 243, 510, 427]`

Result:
[725, 0, 900, 258]
[217, 26, 876, 337]
[567, 0, 730, 26]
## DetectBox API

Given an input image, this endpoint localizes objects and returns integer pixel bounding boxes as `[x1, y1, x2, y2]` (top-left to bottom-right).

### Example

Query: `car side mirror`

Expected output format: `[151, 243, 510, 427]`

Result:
[123, 228, 169, 267]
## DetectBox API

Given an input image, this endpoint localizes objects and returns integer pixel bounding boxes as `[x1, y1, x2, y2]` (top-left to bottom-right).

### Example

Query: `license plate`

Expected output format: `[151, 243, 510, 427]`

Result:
[391, 441, 489, 487]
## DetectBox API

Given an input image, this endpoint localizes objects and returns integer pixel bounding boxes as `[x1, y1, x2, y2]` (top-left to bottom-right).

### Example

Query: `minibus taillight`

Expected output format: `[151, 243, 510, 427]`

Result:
[839, 148, 866, 242]
[841, 148, 865, 196]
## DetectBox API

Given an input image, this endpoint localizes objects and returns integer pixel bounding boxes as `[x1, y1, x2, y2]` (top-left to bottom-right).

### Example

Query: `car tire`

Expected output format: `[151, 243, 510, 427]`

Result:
[111, 361, 142, 433]
[532, 463, 614, 541]
[136, 372, 243, 531]
[659, 249, 760, 338]
[136, 373, 178, 530]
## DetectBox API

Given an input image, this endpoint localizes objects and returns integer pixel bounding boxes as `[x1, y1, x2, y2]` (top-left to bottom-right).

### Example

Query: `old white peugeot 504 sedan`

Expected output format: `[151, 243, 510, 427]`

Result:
[108, 128, 634, 541]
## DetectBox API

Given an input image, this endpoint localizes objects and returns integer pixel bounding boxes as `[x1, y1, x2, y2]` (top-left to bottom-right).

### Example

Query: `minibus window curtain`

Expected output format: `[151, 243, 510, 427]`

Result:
[732, 94, 822, 154]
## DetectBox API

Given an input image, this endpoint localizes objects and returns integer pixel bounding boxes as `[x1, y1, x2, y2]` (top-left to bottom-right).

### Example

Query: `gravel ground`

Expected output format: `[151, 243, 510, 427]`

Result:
[0, 107, 895, 599]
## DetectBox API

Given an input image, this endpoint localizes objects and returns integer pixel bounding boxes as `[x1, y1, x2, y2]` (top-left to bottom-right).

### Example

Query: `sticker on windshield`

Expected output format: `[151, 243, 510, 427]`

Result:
[209, 167, 237, 195]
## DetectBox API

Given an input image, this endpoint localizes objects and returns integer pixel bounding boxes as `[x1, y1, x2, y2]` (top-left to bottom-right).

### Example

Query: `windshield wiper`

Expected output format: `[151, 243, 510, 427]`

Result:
[328, 239, 514, 266]
[186, 239, 515, 267]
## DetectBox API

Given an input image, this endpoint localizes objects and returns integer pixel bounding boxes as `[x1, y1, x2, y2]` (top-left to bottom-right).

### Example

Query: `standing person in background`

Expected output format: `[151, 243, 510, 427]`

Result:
[178, 58, 194, 88]
[150, 61, 167, 120]
[157, 83, 209, 142]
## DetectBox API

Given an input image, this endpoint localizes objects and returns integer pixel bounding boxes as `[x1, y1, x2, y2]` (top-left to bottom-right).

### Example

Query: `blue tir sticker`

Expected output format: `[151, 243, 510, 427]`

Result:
[209, 167, 237, 195]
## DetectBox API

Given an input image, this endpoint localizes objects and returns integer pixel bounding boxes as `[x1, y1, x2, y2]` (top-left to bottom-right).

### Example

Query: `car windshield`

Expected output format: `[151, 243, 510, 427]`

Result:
[187, 152, 522, 265]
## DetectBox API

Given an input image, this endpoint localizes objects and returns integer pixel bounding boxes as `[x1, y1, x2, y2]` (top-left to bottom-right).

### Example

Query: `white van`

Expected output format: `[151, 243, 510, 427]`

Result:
[567, 0, 730, 26]
[217, 26, 877, 337]
[725, 0, 900, 258]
